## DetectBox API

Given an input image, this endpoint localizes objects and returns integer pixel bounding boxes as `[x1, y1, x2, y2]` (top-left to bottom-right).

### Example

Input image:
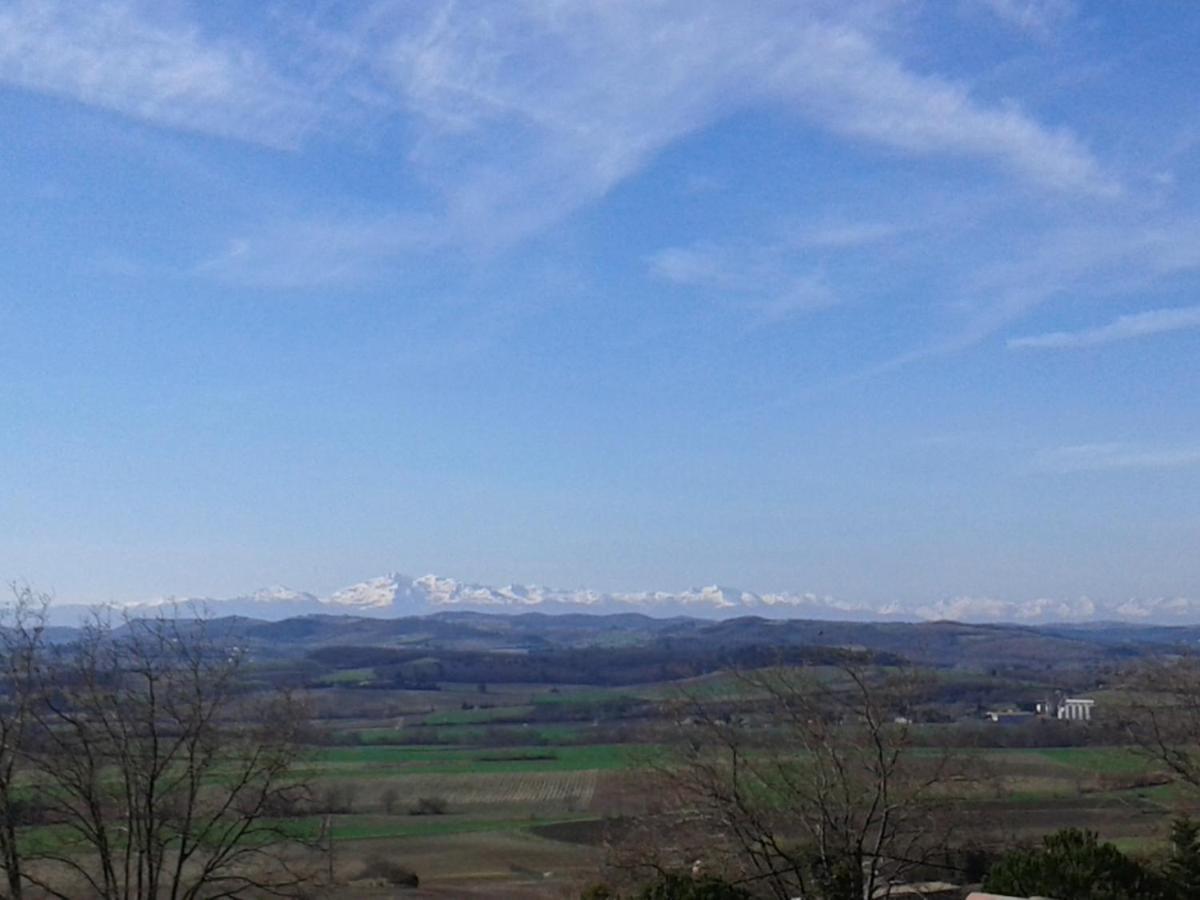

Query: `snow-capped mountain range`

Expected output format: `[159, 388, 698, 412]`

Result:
[51, 573, 1200, 625]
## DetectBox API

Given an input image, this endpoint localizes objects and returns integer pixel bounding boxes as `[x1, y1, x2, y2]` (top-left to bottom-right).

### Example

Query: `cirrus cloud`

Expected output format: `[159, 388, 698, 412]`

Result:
[0, 0, 321, 148]
[1034, 443, 1200, 474]
[1009, 304, 1200, 350]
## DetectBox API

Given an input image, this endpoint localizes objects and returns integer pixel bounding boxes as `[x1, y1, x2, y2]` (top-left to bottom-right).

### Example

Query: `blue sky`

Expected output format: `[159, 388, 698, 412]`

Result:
[2, 0, 1199, 608]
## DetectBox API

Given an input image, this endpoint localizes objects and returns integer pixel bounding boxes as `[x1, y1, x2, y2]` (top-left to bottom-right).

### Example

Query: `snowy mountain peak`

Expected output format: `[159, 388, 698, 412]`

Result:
[323, 574, 413, 609]
[686, 585, 758, 607]
[87, 573, 1200, 625]
[250, 586, 316, 605]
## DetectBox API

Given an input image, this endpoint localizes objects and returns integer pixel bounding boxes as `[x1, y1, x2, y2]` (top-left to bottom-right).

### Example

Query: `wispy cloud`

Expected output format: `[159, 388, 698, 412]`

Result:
[977, 0, 1077, 39]
[770, 18, 1113, 196]
[194, 215, 446, 289]
[3, 1, 1118, 286]
[0, 0, 319, 148]
[1009, 304, 1200, 350]
[649, 241, 838, 321]
[366, 0, 1116, 250]
[883, 218, 1200, 362]
[1034, 443, 1200, 474]
[792, 221, 904, 249]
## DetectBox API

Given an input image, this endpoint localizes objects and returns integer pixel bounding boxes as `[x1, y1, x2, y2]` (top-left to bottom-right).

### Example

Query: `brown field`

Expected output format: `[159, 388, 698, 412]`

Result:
[328, 831, 603, 899]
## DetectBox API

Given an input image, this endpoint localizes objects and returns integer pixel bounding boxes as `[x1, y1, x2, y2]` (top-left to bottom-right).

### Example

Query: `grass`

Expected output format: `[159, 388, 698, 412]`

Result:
[1028, 747, 1150, 775]
[1110, 835, 1165, 855]
[638, 672, 750, 701]
[531, 689, 641, 708]
[343, 727, 410, 745]
[15, 810, 605, 860]
[322, 667, 377, 685]
[339, 719, 594, 747]
[314, 739, 1155, 784]
[970, 746, 1159, 776]
[310, 743, 655, 775]
[421, 723, 592, 744]
[314, 741, 1158, 786]
[320, 813, 601, 842]
[531, 725, 589, 744]
[423, 705, 536, 726]
[1127, 782, 1188, 805]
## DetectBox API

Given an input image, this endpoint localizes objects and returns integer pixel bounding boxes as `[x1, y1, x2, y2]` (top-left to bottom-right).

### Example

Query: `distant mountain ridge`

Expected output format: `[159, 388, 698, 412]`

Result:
[101, 573, 880, 622]
[45, 611, 1200, 676]
[44, 572, 1200, 625]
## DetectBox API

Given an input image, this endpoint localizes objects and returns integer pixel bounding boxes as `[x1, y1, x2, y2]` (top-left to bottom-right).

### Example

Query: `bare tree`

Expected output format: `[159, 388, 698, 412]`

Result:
[1122, 658, 1200, 792]
[380, 786, 400, 815]
[24, 611, 314, 900]
[623, 664, 963, 900]
[0, 585, 50, 900]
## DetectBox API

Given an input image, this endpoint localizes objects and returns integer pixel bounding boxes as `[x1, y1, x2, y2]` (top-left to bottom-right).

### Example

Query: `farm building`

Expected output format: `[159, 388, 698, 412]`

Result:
[985, 709, 1035, 724]
[1056, 697, 1095, 721]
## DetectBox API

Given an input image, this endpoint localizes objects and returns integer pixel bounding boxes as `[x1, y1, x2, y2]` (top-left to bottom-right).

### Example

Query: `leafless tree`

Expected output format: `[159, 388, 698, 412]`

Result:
[380, 786, 400, 815]
[0, 585, 50, 900]
[23, 611, 315, 900]
[1122, 657, 1200, 792]
[622, 664, 964, 900]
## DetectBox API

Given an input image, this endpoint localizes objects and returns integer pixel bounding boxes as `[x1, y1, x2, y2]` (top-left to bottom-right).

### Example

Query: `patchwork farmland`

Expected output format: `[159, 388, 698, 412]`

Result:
[287, 671, 1195, 898]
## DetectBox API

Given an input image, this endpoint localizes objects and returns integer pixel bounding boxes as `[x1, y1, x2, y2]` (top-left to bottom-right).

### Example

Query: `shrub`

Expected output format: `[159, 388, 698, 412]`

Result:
[409, 796, 448, 816]
[1165, 816, 1200, 898]
[984, 828, 1168, 900]
[380, 785, 401, 814]
[356, 856, 419, 887]
[316, 782, 359, 814]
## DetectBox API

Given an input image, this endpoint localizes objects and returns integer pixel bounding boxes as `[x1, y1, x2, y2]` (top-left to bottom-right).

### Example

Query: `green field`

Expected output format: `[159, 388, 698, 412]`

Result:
[422, 703, 536, 725]
[1028, 746, 1150, 775]
[320, 667, 378, 685]
[312, 742, 651, 773]
[321, 812, 599, 842]
[303, 740, 1185, 837]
